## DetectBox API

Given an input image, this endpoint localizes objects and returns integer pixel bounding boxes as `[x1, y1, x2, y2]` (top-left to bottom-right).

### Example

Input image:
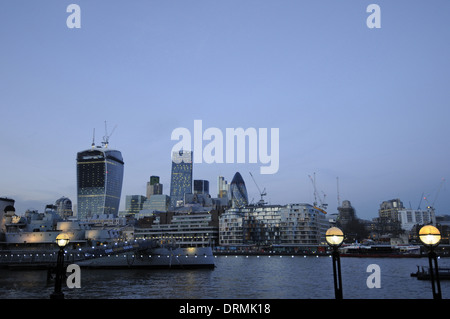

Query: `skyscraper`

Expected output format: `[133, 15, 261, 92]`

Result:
[217, 176, 230, 198]
[194, 179, 209, 195]
[170, 150, 193, 208]
[146, 175, 163, 199]
[76, 142, 124, 219]
[230, 172, 248, 208]
[125, 195, 147, 215]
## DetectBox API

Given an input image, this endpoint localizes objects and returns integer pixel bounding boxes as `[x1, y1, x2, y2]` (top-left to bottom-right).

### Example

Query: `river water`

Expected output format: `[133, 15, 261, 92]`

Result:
[0, 255, 449, 299]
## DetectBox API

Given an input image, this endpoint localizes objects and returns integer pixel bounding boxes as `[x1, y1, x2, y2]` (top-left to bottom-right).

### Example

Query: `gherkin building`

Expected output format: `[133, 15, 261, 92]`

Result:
[230, 172, 248, 208]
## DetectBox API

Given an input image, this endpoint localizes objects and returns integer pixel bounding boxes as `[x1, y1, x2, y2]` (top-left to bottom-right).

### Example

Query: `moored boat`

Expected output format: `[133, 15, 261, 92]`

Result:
[340, 243, 421, 258]
[0, 206, 215, 270]
[0, 240, 215, 270]
[411, 266, 450, 280]
[76, 246, 215, 269]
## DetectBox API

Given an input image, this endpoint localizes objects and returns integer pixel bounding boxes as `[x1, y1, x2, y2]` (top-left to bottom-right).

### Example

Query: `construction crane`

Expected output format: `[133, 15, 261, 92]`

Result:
[336, 176, 341, 207]
[102, 121, 117, 148]
[249, 172, 267, 206]
[417, 192, 425, 210]
[308, 173, 328, 214]
[431, 178, 446, 209]
[420, 178, 446, 211]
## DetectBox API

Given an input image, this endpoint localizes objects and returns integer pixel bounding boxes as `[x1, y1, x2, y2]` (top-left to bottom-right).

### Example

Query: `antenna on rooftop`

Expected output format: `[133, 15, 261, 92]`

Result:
[91, 128, 96, 148]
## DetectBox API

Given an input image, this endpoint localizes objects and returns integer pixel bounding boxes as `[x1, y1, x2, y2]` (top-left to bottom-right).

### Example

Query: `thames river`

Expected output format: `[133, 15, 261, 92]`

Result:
[0, 255, 449, 299]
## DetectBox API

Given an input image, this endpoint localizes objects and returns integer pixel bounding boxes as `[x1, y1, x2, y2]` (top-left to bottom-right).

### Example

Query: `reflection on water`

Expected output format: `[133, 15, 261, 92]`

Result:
[0, 256, 449, 299]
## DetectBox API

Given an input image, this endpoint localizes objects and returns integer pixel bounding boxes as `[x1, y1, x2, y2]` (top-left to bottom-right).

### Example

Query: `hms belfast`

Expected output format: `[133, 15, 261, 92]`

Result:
[0, 129, 214, 270]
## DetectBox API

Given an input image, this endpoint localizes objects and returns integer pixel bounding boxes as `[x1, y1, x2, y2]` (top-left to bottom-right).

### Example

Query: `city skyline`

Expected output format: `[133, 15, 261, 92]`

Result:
[1, 1, 449, 220]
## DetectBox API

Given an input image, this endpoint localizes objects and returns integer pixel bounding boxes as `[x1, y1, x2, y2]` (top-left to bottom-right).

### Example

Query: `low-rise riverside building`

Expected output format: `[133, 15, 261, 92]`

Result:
[219, 203, 329, 253]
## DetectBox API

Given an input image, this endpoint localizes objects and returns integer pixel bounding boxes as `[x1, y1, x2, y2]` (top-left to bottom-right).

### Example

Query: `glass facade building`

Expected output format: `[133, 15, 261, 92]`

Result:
[143, 194, 170, 212]
[170, 150, 193, 208]
[219, 204, 328, 247]
[230, 172, 248, 208]
[217, 176, 230, 198]
[76, 147, 124, 219]
[146, 175, 163, 199]
[194, 179, 209, 195]
[125, 195, 147, 215]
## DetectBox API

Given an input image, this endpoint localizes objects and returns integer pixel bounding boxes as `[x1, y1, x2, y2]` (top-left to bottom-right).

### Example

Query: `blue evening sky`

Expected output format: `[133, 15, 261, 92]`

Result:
[1, 0, 449, 219]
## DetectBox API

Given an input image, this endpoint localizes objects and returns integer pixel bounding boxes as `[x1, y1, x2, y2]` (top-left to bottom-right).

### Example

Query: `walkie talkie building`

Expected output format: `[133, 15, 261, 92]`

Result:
[76, 145, 124, 219]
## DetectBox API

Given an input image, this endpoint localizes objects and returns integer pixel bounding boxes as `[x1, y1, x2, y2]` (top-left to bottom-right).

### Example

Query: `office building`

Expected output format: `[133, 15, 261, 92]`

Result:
[230, 172, 248, 208]
[142, 194, 171, 213]
[76, 142, 124, 219]
[218, 176, 230, 198]
[379, 199, 405, 221]
[149, 175, 159, 185]
[216, 176, 231, 207]
[146, 175, 163, 199]
[194, 179, 209, 195]
[169, 150, 193, 208]
[398, 208, 436, 231]
[125, 195, 147, 215]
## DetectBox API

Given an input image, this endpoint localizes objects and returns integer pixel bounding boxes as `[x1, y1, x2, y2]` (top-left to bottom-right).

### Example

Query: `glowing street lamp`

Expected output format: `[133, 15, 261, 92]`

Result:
[419, 225, 441, 247]
[56, 233, 70, 248]
[419, 225, 442, 299]
[50, 233, 70, 299]
[325, 227, 344, 299]
[326, 227, 345, 247]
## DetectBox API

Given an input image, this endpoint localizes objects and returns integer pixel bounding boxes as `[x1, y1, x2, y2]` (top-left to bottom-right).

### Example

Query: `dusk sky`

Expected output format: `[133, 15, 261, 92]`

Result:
[1, 0, 449, 220]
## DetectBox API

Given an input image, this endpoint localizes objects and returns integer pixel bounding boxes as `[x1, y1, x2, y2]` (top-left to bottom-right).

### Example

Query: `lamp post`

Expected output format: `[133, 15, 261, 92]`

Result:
[50, 233, 70, 299]
[326, 227, 344, 300]
[419, 225, 442, 299]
